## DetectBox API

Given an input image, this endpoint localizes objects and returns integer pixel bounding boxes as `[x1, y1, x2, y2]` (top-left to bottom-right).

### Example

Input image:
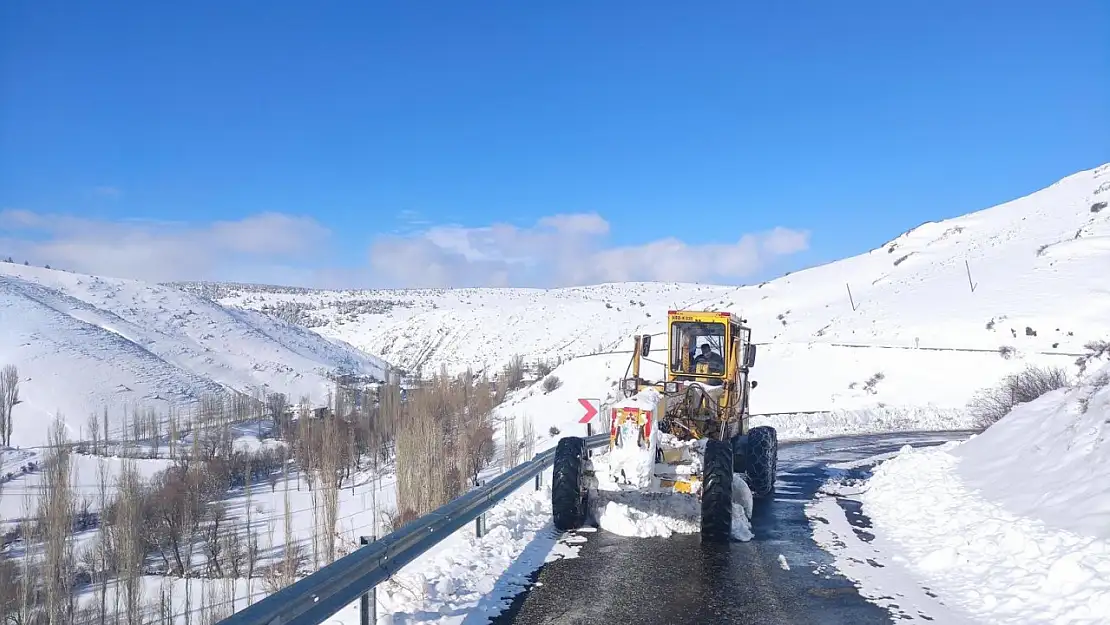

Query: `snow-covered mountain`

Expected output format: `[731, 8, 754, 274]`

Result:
[189, 163, 1110, 418]
[0, 264, 390, 447]
[5, 163, 1107, 445]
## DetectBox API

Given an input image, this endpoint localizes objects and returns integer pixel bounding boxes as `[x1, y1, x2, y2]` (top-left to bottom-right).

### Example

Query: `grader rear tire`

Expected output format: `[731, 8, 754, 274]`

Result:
[551, 437, 589, 531]
[745, 426, 778, 499]
[701, 439, 734, 543]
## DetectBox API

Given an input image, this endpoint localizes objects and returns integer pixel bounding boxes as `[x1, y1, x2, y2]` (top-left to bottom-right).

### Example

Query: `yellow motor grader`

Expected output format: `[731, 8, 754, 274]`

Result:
[551, 310, 778, 542]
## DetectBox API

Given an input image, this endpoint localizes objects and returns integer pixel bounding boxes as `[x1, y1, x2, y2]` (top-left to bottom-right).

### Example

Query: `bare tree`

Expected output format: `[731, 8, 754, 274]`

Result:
[102, 406, 110, 456]
[244, 462, 257, 605]
[40, 416, 77, 625]
[521, 415, 536, 462]
[0, 365, 20, 446]
[114, 460, 144, 625]
[86, 411, 101, 456]
[95, 460, 110, 625]
[267, 392, 289, 439]
[18, 496, 36, 625]
[168, 405, 179, 461]
[317, 414, 343, 566]
[502, 415, 520, 470]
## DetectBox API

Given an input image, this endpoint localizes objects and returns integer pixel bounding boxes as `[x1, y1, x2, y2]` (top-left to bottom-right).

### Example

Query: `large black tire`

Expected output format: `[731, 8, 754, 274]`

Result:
[551, 437, 588, 531]
[745, 426, 778, 499]
[700, 438, 734, 543]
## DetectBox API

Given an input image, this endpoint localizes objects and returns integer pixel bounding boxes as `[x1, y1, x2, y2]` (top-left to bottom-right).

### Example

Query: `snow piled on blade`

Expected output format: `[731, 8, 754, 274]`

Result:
[588, 475, 754, 541]
[590, 432, 755, 542]
[857, 361, 1110, 624]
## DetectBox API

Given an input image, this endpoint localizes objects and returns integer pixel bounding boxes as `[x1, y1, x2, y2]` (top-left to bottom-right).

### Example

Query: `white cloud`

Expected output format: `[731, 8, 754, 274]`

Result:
[1, 209, 810, 288]
[0, 209, 329, 283]
[368, 213, 809, 288]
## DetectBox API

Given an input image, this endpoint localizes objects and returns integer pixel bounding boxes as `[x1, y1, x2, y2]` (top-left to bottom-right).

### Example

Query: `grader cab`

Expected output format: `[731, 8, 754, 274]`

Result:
[551, 310, 778, 542]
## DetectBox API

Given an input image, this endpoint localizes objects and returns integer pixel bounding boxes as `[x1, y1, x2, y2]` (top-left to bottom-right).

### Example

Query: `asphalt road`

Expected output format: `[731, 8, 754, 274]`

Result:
[490, 431, 975, 625]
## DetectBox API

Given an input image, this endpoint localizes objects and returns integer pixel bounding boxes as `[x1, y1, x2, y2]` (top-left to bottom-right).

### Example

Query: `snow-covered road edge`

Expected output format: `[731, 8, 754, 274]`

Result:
[859, 442, 1110, 625]
[323, 469, 585, 625]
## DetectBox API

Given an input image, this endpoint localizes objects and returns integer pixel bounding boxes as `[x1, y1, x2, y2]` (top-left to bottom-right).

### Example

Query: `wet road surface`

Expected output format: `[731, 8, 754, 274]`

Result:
[490, 431, 975, 625]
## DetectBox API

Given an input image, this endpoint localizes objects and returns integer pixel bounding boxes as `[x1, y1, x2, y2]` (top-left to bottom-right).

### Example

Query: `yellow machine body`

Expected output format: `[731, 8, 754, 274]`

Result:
[622, 309, 757, 445]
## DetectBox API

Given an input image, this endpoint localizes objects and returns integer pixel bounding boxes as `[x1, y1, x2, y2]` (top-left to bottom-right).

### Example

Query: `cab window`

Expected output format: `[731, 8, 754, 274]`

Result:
[670, 321, 726, 375]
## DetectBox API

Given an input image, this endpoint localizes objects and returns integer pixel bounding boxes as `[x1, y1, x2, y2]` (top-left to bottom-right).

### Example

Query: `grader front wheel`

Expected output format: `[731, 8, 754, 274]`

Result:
[700, 439, 734, 542]
[551, 437, 589, 531]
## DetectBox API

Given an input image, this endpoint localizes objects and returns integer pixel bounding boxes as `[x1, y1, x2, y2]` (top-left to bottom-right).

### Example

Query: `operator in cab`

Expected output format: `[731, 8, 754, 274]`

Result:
[693, 342, 724, 374]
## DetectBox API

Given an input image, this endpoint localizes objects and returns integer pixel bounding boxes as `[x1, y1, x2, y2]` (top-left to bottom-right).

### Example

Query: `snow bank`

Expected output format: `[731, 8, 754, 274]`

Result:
[954, 363, 1110, 539]
[753, 405, 977, 441]
[858, 362, 1110, 624]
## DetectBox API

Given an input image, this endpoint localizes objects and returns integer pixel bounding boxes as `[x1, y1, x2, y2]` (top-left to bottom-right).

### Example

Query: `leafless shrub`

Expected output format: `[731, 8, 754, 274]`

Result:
[862, 372, 885, 395]
[549, 426, 561, 437]
[380, 507, 407, 534]
[968, 365, 1070, 427]
[1076, 340, 1110, 376]
[998, 345, 1016, 359]
[542, 375, 562, 393]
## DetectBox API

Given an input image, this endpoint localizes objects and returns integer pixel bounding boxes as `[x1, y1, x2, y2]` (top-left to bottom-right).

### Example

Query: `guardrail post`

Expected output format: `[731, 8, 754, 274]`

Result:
[359, 535, 376, 625]
[586, 422, 594, 458]
[534, 472, 542, 491]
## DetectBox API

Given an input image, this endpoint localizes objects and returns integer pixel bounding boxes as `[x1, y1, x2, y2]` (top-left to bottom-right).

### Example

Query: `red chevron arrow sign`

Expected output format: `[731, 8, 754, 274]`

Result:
[578, 398, 600, 423]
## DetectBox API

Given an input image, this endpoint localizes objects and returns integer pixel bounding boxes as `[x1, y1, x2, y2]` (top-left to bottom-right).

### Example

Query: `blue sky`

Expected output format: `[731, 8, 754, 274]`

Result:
[1, 1, 1107, 287]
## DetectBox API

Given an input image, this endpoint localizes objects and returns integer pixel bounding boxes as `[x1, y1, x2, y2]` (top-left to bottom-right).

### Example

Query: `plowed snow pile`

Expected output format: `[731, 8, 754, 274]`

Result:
[860, 361, 1110, 624]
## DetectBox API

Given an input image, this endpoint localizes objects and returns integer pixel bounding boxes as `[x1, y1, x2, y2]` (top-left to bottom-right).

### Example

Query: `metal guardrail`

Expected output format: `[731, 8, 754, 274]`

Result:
[219, 432, 611, 625]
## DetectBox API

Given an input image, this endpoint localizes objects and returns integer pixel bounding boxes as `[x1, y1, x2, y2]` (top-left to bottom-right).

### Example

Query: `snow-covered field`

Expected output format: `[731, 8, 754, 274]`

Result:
[0, 163, 1106, 624]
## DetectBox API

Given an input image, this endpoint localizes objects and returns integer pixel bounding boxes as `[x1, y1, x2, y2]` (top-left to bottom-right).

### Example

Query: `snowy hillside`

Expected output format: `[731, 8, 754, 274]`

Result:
[0, 263, 389, 447]
[190, 163, 1110, 420]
